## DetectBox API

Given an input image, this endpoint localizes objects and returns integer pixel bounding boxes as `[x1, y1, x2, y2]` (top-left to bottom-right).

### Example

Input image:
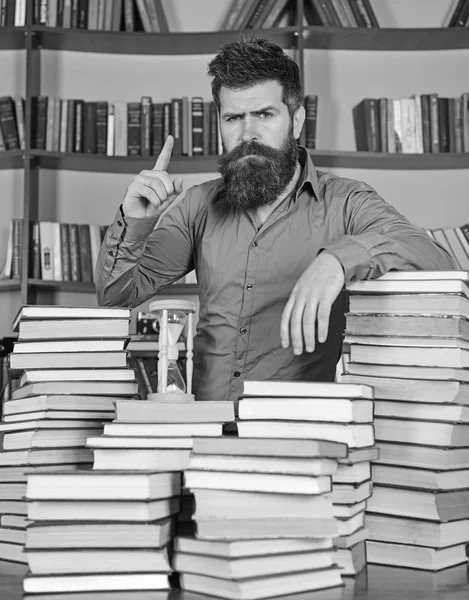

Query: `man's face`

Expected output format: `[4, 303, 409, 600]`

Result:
[218, 81, 304, 211]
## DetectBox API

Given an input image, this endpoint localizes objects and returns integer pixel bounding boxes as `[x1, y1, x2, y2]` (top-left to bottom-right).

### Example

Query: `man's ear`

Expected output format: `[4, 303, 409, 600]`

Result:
[293, 105, 306, 140]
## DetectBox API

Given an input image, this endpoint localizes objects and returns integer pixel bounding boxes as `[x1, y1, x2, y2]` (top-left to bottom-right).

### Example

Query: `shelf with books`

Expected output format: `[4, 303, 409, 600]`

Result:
[32, 25, 298, 55]
[310, 151, 469, 171]
[302, 26, 469, 51]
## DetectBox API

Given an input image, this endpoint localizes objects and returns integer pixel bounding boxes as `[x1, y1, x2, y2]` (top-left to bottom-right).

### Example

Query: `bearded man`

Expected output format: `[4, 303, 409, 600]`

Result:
[95, 37, 454, 403]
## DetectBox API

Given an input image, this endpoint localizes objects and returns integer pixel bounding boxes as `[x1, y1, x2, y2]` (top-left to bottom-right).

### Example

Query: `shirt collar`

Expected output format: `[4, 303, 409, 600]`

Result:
[296, 146, 321, 202]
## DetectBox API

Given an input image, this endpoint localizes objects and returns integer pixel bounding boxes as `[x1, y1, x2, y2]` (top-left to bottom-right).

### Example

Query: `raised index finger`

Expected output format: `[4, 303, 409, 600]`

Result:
[153, 135, 174, 171]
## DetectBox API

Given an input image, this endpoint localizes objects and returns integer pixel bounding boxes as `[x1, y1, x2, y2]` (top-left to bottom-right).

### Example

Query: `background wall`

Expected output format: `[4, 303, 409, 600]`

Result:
[0, 0, 467, 336]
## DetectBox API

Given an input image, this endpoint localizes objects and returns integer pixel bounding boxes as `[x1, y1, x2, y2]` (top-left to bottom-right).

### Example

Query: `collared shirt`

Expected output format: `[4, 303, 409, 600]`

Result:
[96, 147, 455, 403]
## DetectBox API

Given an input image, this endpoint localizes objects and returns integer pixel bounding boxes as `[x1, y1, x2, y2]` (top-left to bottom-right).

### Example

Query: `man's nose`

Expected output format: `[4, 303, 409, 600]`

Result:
[241, 118, 257, 142]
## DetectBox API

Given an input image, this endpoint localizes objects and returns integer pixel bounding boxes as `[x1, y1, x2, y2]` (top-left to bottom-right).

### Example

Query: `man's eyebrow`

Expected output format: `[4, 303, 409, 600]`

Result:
[222, 105, 279, 118]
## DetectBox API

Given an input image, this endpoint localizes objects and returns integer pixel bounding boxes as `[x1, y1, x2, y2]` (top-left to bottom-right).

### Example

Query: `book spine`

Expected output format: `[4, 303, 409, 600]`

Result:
[420, 94, 431, 154]
[52, 222, 63, 281]
[454, 96, 464, 153]
[202, 101, 210, 155]
[171, 98, 182, 156]
[163, 102, 171, 141]
[114, 101, 128, 156]
[151, 102, 163, 156]
[68, 223, 81, 282]
[413, 95, 423, 153]
[0, 96, 20, 150]
[392, 98, 402, 153]
[65, 99, 75, 153]
[127, 102, 141, 156]
[209, 101, 218, 155]
[96, 101, 108, 154]
[77, 223, 93, 283]
[386, 98, 395, 153]
[304, 94, 318, 150]
[400, 98, 416, 153]
[11, 219, 22, 279]
[78, 0, 89, 28]
[378, 97, 388, 152]
[140, 96, 152, 157]
[59, 222, 71, 281]
[35, 96, 47, 150]
[112, 0, 123, 30]
[84, 101, 97, 153]
[74, 99, 84, 153]
[59, 98, 68, 153]
[429, 93, 439, 153]
[14, 96, 25, 150]
[107, 103, 115, 155]
[191, 97, 204, 156]
[438, 97, 450, 153]
[462, 92, 469, 153]
[52, 96, 62, 152]
[123, 0, 134, 31]
[182, 95, 191, 157]
[39, 221, 54, 281]
[29, 221, 41, 279]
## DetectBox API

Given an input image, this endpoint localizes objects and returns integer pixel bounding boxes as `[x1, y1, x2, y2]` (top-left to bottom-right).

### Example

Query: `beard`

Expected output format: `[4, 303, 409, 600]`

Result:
[218, 129, 299, 211]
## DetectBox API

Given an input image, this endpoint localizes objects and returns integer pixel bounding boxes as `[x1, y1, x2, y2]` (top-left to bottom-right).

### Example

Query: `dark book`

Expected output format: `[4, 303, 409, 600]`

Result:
[77, 0, 89, 28]
[59, 222, 71, 282]
[209, 101, 218, 155]
[65, 99, 76, 153]
[171, 98, 182, 156]
[74, 100, 85, 153]
[448, 0, 469, 26]
[0, 96, 20, 150]
[353, 98, 380, 152]
[140, 96, 152, 157]
[57, 0, 65, 27]
[77, 223, 93, 283]
[438, 97, 450, 153]
[163, 102, 171, 142]
[320, 0, 342, 27]
[34, 96, 48, 151]
[304, 1, 329, 26]
[83, 101, 97, 154]
[95, 101, 108, 155]
[29, 222, 41, 279]
[151, 102, 163, 155]
[304, 94, 318, 149]
[127, 102, 141, 156]
[11, 219, 22, 279]
[191, 97, 204, 156]
[420, 94, 431, 153]
[68, 223, 81, 282]
[448, 97, 457, 153]
[203, 101, 211, 155]
[70, 0, 79, 28]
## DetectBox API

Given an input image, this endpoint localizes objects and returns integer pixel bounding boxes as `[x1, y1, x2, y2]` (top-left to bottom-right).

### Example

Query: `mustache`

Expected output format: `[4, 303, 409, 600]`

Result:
[222, 140, 283, 162]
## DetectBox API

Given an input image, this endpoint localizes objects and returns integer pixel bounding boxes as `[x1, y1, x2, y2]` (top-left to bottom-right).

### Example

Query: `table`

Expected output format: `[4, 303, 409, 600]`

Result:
[1, 560, 468, 600]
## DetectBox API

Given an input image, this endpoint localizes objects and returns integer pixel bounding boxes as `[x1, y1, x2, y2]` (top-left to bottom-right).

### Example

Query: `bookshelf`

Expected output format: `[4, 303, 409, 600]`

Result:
[0, 0, 468, 336]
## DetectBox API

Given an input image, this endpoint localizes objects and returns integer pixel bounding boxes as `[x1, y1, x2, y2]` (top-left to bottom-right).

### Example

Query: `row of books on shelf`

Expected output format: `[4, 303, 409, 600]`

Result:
[353, 94, 469, 154]
[0, 93, 319, 156]
[0, 218, 198, 285]
[426, 224, 469, 271]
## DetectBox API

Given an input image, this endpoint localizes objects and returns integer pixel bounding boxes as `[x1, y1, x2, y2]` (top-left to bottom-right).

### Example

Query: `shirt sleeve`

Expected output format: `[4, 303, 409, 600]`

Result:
[322, 184, 456, 282]
[95, 196, 194, 308]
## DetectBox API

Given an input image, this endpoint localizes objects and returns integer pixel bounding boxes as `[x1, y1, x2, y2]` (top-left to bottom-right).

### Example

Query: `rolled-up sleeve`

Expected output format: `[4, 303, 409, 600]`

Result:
[323, 185, 456, 282]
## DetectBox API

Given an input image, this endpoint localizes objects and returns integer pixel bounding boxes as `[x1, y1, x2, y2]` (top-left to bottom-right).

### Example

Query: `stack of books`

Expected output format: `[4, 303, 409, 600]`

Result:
[342, 270, 469, 570]
[174, 382, 354, 598]
[0, 305, 136, 565]
[235, 380, 376, 578]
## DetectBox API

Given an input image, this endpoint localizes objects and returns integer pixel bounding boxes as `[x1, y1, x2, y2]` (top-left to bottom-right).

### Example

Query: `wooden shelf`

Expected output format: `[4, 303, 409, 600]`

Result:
[0, 26, 27, 50]
[33, 26, 298, 55]
[30, 150, 469, 173]
[26, 279, 198, 295]
[0, 279, 20, 292]
[303, 27, 469, 51]
[0, 151, 25, 170]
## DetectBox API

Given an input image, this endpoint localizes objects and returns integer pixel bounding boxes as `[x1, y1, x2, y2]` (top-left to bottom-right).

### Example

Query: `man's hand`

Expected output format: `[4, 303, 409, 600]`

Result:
[122, 135, 184, 219]
[280, 251, 345, 355]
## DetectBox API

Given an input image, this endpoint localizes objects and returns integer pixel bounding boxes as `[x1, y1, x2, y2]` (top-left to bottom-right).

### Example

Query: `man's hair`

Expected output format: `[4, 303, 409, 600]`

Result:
[207, 37, 303, 116]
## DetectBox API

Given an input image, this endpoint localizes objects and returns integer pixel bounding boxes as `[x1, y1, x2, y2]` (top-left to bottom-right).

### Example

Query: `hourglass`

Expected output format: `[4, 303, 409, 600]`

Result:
[147, 299, 196, 401]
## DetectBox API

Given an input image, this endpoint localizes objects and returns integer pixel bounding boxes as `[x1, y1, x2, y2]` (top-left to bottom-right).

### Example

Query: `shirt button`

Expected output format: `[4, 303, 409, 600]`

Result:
[108, 250, 114, 256]
[240, 327, 247, 334]
[252, 241, 258, 247]
[234, 371, 241, 377]
[246, 284, 253, 291]
[117, 220, 123, 227]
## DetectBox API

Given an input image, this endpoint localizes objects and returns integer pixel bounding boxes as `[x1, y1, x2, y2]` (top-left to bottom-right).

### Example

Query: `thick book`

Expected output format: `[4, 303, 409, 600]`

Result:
[2, 428, 103, 451]
[0, 447, 92, 466]
[345, 314, 469, 339]
[333, 461, 371, 485]
[191, 436, 348, 459]
[103, 422, 223, 437]
[347, 278, 469, 298]
[375, 418, 469, 447]
[373, 400, 469, 423]
[9, 351, 128, 371]
[87, 435, 193, 449]
[345, 362, 469, 383]
[194, 517, 338, 540]
[184, 470, 332, 495]
[3, 395, 119, 415]
[26, 471, 181, 501]
[12, 338, 126, 353]
[237, 397, 373, 423]
[114, 399, 234, 423]
[26, 547, 171, 575]
[92, 448, 191, 471]
[371, 464, 469, 491]
[336, 540, 366, 576]
[376, 441, 469, 471]
[348, 292, 469, 316]
[3, 410, 114, 422]
[366, 513, 469, 548]
[19, 368, 135, 386]
[174, 549, 335, 579]
[28, 497, 180, 523]
[331, 480, 373, 505]
[366, 540, 469, 571]
[346, 334, 469, 349]
[26, 518, 172, 549]
[350, 344, 469, 369]
[180, 567, 342, 598]
[23, 572, 170, 593]
[236, 421, 375, 449]
[17, 318, 130, 340]
[174, 535, 333, 559]
[242, 380, 373, 399]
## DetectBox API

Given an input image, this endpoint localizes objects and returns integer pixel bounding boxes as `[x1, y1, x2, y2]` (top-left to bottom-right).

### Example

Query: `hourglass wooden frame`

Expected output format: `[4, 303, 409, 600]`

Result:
[148, 299, 196, 395]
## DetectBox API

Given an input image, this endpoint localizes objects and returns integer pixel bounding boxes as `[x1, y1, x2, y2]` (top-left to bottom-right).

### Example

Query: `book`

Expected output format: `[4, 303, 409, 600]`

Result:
[3, 410, 113, 422]
[376, 442, 469, 471]
[236, 421, 375, 448]
[26, 547, 171, 574]
[103, 422, 223, 437]
[348, 293, 469, 316]
[12, 380, 138, 399]
[0, 448, 93, 466]
[19, 368, 136, 386]
[333, 461, 371, 485]
[336, 540, 366, 576]
[237, 397, 373, 423]
[371, 464, 469, 491]
[345, 334, 469, 350]
[9, 351, 128, 371]
[3, 395, 118, 415]
[87, 435, 193, 449]
[174, 535, 333, 558]
[347, 279, 469, 298]
[350, 344, 469, 369]
[366, 540, 469, 571]
[12, 339, 126, 353]
[185, 470, 331, 495]
[374, 418, 469, 447]
[92, 448, 192, 471]
[180, 567, 342, 598]
[174, 549, 335, 579]
[242, 380, 373, 399]
[368, 485, 469, 522]
[345, 314, 469, 339]
[26, 471, 181, 500]
[373, 400, 469, 423]
[191, 488, 334, 520]
[330, 481, 373, 505]
[345, 362, 469, 383]
[23, 573, 169, 593]
[338, 445, 379, 465]
[193, 517, 339, 540]
[114, 399, 234, 423]
[17, 318, 130, 339]
[28, 497, 180, 523]
[366, 513, 469, 548]
[2, 428, 103, 451]
[340, 374, 469, 404]
[191, 436, 348, 458]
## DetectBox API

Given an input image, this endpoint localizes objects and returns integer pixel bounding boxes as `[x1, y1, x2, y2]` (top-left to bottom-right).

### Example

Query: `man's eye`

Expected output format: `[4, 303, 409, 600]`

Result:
[259, 112, 273, 118]
[227, 116, 240, 122]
